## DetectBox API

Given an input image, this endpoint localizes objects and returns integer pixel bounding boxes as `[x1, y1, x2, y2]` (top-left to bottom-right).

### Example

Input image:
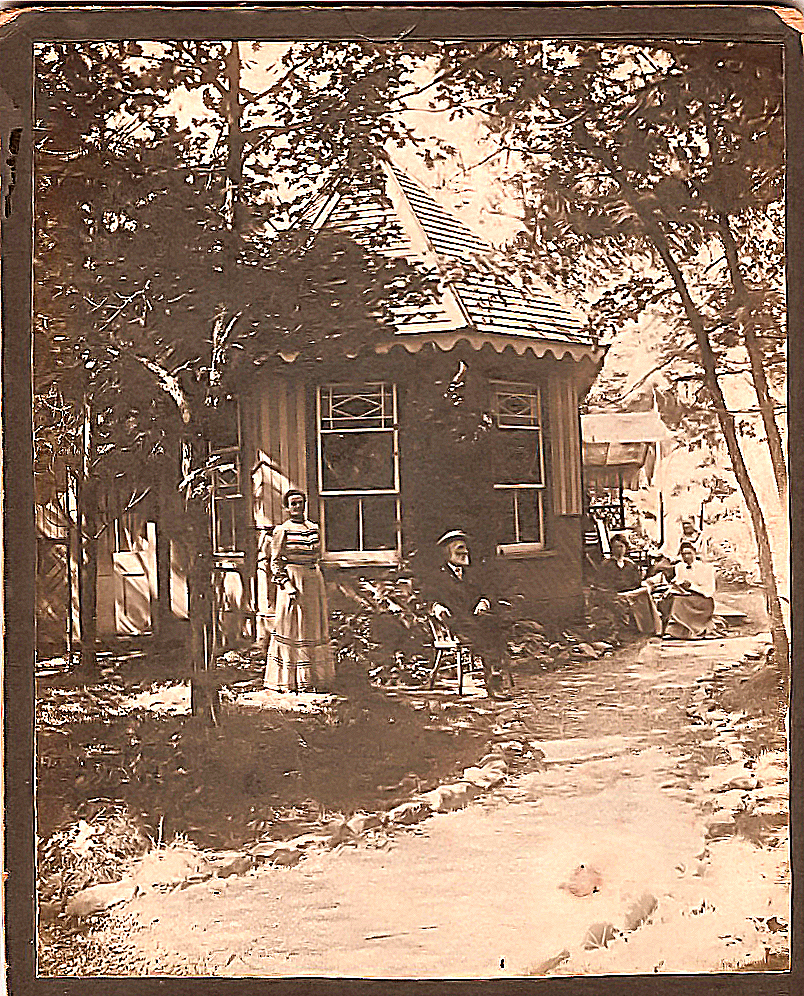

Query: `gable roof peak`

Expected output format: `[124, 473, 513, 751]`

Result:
[314, 156, 596, 353]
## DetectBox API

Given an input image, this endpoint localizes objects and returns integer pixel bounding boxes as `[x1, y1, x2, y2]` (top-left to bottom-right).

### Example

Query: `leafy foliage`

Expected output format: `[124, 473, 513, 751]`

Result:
[33, 40, 438, 668]
[417, 39, 788, 662]
[34, 39, 437, 479]
[423, 39, 785, 405]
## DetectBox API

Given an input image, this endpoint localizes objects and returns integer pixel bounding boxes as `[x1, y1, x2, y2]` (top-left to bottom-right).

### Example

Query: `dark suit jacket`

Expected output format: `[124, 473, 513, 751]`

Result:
[421, 562, 506, 662]
[425, 563, 485, 623]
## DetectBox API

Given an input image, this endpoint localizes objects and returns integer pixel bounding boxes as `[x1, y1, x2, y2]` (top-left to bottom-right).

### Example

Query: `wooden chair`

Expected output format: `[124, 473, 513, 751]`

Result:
[426, 617, 472, 695]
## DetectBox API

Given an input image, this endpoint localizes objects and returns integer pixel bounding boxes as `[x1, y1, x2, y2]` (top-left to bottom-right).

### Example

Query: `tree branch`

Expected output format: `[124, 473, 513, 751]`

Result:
[571, 120, 788, 661]
[620, 353, 686, 399]
[701, 91, 787, 501]
[395, 41, 505, 105]
[134, 355, 192, 424]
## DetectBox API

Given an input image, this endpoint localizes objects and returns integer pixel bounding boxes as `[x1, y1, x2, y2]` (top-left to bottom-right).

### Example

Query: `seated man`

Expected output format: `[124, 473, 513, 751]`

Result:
[425, 529, 508, 696]
[663, 540, 718, 639]
[593, 533, 661, 636]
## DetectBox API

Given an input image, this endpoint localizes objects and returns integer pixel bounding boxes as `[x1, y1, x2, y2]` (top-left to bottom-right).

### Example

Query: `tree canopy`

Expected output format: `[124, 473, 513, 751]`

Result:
[420, 38, 788, 663]
[34, 40, 437, 501]
[422, 40, 785, 483]
[33, 39, 438, 675]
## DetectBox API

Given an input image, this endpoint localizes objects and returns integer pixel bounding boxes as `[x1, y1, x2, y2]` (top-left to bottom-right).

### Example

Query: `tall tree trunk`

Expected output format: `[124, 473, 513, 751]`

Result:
[579, 135, 789, 670]
[78, 398, 98, 670]
[182, 435, 220, 723]
[187, 556, 218, 724]
[651, 234, 789, 672]
[153, 494, 172, 643]
[78, 500, 98, 670]
[224, 41, 243, 243]
[702, 97, 788, 503]
[714, 212, 788, 504]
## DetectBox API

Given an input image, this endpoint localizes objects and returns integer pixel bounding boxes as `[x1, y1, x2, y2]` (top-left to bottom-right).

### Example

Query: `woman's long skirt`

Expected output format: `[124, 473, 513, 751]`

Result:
[593, 588, 661, 636]
[664, 593, 716, 639]
[264, 564, 335, 692]
[620, 588, 662, 635]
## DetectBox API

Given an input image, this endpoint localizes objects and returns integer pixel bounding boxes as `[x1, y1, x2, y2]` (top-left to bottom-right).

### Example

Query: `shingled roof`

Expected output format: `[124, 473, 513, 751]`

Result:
[309, 160, 600, 364]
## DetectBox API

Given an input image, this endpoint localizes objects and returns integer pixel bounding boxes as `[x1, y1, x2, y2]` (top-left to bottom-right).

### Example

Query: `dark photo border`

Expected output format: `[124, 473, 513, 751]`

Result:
[3, 4, 802, 995]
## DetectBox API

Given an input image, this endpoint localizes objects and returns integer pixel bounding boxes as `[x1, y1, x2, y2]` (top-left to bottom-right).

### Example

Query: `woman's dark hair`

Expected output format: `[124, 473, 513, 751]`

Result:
[610, 532, 629, 550]
[679, 540, 697, 554]
[283, 489, 306, 508]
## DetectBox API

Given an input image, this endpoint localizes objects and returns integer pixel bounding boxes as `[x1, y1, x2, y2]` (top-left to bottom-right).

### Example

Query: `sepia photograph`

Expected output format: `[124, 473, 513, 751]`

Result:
[3, 4, 799, 985]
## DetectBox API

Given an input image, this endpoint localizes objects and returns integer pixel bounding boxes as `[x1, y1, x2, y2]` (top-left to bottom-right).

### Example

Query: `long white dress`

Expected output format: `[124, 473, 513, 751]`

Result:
[264, 517, 335, 692]
[665, 559, 717, 639]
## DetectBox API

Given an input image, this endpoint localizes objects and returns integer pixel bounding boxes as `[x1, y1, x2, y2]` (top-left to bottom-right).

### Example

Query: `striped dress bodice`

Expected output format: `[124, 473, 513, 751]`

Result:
[275, 519, 321, 568]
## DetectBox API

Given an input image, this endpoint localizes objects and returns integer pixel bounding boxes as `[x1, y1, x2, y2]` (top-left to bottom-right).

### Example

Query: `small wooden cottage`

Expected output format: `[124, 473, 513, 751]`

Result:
[216, 162, 604, 639]
[63, 162, 604, 647]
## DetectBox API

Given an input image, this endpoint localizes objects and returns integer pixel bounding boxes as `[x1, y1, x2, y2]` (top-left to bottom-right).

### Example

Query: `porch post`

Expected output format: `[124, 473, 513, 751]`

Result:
[618, 471, 625, 530]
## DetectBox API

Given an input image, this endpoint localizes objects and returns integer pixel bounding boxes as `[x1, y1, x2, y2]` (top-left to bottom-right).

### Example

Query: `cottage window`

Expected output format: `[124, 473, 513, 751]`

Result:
[113, 512, 147, 553]
[209, 397, 244, 555]
[492, 382, 546, 554]
[317, 383, 401, 563]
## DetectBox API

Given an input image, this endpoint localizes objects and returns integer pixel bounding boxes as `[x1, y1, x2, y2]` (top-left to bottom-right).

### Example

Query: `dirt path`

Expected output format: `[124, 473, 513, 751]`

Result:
[85, 632, 789, 978]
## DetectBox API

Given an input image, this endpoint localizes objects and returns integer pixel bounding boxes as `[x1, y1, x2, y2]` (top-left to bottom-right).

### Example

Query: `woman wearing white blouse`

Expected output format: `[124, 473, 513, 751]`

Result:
[664, 540, 717, 639]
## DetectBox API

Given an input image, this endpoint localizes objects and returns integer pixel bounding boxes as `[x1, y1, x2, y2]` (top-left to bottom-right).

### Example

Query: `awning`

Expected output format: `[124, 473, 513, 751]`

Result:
[584, 462, 646, 491]
[581, 411, 674, 444]
[581, 411, 673, 489]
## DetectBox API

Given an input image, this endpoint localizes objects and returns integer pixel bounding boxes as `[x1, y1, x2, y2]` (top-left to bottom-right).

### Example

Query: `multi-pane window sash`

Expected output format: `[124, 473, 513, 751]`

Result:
[492, 381, 546, 550]
[317, 383, 401, 558]
[317, 383, 399, 496]
[209, 398, 244, 555]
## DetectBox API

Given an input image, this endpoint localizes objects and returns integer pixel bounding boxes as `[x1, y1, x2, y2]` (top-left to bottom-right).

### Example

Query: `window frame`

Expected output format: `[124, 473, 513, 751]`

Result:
[113, 510, 148, 554]
[316, 382, 402, 565]
[209, 397, 246, 557]
[491, 380, 547, 557]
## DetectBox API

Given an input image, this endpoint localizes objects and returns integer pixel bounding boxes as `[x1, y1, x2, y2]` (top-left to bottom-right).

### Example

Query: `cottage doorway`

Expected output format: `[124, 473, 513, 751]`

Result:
[110, 518, 156, 636]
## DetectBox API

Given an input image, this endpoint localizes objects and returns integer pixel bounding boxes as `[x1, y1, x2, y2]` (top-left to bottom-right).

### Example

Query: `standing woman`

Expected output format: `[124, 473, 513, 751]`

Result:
[264, 490, 335, 692]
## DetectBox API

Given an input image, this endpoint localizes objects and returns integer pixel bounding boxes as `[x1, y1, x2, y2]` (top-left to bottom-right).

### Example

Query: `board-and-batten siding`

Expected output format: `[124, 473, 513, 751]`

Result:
[251, 376, 309, 529]
[549, 374, 582, 516]
[250, 376, 309, 639]
[248, 372, 580, 527]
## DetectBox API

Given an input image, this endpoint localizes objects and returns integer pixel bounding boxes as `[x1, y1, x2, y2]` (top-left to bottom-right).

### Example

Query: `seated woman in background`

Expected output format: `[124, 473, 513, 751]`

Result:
[594, 533, 662, 636]
[653, 514, 706, 580]
[663, 540, 718, 639]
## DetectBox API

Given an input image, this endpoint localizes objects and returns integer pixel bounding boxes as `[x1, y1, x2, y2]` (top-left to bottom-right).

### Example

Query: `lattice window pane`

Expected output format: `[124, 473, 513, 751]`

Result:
[362, 495, 398, 550]
[320, 383, 395, 430]
[213, 459, 241, 495]
[213, 496, 243, 553]
[323, 496, 360, 552]
[493, 428, 543, 485]
[490, 489, 517, 545]
[322, 495, 398, 553]
[318, 383, 400, 554]
[495, 384, 541, 429]
[516, 490, 542, 544]
[209, 397, 241, 449]
[492, 381, 546, 548]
